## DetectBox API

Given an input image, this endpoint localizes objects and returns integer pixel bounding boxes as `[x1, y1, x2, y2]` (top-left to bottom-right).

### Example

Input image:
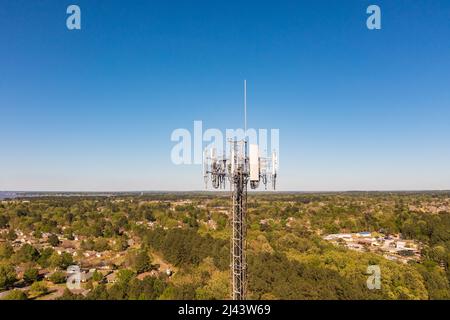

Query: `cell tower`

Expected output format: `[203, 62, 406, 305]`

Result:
[203, 80, 278, 300]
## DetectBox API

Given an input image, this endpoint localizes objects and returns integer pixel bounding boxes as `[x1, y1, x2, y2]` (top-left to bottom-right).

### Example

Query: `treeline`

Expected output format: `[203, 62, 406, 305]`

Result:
[248, 252, 373, 299]
[59, 269, 167, 300]
[141, 228, 229, 270]
[242, 192, 450, 299]
[2, 193, 450, 300]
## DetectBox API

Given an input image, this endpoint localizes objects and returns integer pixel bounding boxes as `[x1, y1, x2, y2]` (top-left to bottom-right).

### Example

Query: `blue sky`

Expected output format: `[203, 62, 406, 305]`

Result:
[1, 0, 449, 191]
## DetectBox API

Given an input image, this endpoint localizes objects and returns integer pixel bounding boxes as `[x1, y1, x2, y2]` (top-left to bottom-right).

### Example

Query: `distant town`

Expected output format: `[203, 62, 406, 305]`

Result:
[323, 232, 421, 264]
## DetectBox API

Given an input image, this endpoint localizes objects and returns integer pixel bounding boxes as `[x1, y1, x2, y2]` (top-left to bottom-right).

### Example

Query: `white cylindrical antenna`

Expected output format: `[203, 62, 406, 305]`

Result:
[202, 148, 205, 173]
[272, 151, 278, 175]
[231, 148, 235, 175]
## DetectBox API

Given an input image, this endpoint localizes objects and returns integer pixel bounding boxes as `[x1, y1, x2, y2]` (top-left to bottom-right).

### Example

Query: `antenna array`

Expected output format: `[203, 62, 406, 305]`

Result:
[202, 81, 278, 300]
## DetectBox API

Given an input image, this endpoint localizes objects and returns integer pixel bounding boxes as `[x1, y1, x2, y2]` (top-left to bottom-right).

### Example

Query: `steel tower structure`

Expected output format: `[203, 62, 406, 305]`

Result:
[230, 139, 248, 300]
[203, 81, 277, 300]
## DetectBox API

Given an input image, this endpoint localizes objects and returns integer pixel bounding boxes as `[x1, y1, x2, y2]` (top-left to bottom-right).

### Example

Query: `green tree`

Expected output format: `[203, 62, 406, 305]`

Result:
[0, 263, 17, 290]
[58, 288, 84, 300]
[92, 270, 103, 282]
[2, 289, 27, 300]
[196, 270, 229, 299]
[85, 284, 109, 300]
[134, 251, 152, 274]
[417, 261, 450, 299]
[49, 252, 73, 269]
[29, 281, 48, 297]
[23, 268, 39, 284]
[49, 271, 66, 284]
[0, 215, 9, 228]
[429, 246, 447, 264]
[48, 234, 60, 247]
[116, 269, 136, 285]
[0, 243, 14, 260]
[94, 238, 110, 252]
[15, 244, 39, 263]
[37, 247, 55, 268]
